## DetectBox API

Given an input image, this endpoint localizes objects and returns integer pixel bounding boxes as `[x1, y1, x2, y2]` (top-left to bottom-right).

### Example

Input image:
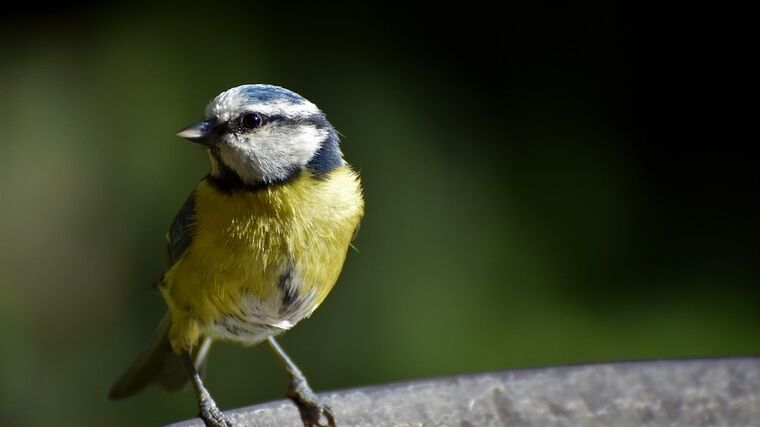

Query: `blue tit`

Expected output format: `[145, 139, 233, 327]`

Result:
[108, 84, 364, 427]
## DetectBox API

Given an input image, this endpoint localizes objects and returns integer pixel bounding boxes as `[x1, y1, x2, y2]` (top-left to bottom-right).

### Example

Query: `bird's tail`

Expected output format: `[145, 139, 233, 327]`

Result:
[108, 313, 212, 399]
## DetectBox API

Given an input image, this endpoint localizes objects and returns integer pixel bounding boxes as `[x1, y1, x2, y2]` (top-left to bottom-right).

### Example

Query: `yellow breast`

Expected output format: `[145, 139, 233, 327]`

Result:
[161, 165, 363, 351]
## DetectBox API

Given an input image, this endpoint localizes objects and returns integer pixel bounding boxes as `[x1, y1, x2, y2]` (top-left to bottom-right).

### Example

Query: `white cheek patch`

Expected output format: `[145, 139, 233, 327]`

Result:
[218, 124, 327, 184]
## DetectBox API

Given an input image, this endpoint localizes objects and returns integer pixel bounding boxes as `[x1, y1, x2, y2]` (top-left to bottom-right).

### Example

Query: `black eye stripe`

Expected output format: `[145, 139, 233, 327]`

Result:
[232, 113, 323, 131]
[265, 114, 287, 122]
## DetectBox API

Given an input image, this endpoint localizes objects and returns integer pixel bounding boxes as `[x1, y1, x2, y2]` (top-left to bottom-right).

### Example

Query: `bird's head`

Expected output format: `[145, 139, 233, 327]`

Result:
[177, 84, 343, 188]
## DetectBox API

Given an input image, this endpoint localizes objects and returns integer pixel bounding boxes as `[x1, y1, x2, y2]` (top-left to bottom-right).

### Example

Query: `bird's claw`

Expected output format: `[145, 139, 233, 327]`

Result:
[294, 400, 335, 427]
[199, 397, 232, 427]
[287, 380, 335, 427]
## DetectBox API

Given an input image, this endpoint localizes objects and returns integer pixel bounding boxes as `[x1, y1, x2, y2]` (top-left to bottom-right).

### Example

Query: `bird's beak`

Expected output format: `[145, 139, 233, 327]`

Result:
[176, 118, 221, 144]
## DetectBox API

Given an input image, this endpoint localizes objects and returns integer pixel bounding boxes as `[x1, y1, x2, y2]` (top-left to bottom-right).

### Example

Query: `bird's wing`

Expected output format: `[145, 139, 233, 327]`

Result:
[165, 190, 197, 268]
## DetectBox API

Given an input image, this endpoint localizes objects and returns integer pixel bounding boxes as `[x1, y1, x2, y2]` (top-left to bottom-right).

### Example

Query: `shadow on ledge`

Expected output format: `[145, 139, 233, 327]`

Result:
[167, 358, 759, 426]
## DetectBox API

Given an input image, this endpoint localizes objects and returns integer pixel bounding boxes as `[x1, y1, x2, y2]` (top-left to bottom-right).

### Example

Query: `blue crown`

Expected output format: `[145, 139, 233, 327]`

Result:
[237, 84, 306, 105]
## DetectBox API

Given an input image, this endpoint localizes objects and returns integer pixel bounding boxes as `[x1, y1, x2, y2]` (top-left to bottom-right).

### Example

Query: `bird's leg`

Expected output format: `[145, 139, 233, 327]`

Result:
[182, 352, 232, 427]
[267, 337, 335, 427]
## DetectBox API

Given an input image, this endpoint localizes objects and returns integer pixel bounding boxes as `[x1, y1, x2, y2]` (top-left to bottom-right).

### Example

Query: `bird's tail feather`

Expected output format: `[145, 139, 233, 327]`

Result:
[108, 313, 211, 399]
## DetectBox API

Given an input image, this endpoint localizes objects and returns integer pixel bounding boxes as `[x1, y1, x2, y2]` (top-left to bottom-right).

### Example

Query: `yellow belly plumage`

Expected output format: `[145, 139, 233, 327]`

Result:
[160, 165, 364, 353]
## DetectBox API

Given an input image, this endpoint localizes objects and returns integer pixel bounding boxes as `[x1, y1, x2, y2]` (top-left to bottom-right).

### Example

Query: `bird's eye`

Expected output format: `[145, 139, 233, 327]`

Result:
[241, 112, 264, 129]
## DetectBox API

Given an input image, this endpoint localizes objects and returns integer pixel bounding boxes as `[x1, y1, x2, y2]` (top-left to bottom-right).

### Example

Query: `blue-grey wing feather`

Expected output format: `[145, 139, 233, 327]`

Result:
[166, 190, 196, 267]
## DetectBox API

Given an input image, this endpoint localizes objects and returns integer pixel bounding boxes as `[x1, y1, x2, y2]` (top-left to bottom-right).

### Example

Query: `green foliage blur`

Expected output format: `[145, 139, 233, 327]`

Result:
[0, 3, 757, 426]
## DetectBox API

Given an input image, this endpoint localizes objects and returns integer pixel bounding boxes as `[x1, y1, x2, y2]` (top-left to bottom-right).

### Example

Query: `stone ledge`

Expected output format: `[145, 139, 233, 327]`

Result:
[168, 358, 760, 426]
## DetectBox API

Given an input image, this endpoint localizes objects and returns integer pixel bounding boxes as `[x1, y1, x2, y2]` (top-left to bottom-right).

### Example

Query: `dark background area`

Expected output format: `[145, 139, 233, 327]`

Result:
[1, 3, 757, 426]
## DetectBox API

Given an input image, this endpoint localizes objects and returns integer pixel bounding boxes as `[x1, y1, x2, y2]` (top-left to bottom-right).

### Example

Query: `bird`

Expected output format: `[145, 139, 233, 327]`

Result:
[108, 84, 364, 427]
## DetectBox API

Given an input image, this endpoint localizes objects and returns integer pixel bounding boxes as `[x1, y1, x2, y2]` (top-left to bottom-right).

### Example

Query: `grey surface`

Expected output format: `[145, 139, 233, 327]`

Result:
[168, 358, 760, 427]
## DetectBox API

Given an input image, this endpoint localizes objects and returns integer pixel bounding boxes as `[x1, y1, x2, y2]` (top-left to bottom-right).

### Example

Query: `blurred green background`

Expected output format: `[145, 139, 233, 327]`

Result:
[1, 3, 757, 426]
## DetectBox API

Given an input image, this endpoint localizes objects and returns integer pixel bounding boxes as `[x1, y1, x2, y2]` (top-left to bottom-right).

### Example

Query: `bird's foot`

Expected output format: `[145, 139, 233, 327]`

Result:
[287, 378, 335, 427]
[198, 396, 232, 427]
